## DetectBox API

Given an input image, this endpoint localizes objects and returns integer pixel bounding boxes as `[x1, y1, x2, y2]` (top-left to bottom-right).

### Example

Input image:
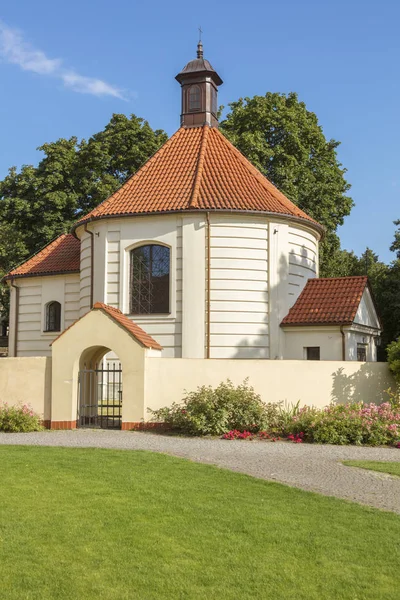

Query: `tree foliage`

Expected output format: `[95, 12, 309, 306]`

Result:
[387, 338, 400, 384]
[0, 114, 167, 318]
[390, 220, 400, 259]
[332, 241, 400, 357]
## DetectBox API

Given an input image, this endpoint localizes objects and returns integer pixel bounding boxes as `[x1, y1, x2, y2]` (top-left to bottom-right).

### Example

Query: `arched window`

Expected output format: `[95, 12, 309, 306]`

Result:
[211, 87, 217, 115]
[45, 301, 61, 332]
[130, 245, 170, 314]
[188, 85, 201, 111]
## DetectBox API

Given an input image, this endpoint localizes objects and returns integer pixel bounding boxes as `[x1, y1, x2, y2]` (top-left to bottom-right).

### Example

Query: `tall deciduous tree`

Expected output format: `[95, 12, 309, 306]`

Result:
[340, 245, 400, 357]
[0, 114, 167, 321]
[219, 92, 353, 274]
[390, 219, 400, 259]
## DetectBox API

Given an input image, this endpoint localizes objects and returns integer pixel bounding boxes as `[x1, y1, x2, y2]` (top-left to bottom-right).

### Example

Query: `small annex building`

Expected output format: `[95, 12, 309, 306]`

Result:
[5, 44, 382, 369]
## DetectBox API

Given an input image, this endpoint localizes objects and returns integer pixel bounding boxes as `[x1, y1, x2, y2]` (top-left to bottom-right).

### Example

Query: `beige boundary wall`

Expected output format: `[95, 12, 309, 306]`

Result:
[0, 357, 51, 421]
[0, 354, 395, 429]
[144, 359, 395, 414]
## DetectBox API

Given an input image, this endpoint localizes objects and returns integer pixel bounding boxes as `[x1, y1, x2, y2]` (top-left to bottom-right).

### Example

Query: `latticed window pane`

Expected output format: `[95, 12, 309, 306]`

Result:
[189, 85, 201, 111]
[46, 301, 61, 332]
[130, 245, 170, 314]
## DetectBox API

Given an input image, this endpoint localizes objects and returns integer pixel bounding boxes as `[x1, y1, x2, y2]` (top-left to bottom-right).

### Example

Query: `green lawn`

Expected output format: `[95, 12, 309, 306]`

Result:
[1, 448, 400, 600]
[344, 460, 400, 477]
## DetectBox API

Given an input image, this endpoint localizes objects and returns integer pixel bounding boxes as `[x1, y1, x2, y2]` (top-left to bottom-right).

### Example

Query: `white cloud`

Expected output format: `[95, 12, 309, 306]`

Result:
[0, 21, 126, 100]
[62, 71, 125, 100]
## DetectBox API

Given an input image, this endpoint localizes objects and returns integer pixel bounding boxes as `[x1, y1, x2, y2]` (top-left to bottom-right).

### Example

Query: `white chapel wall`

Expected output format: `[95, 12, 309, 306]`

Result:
[288, 224, 318, 308]
[208, 215, 269, 359]
[346, 329, 377, 362]
[283, 327, 343, 360]
[15, 274, 80, 357]
[354, 289, 380, 329]
[75, 213, 320, 361]
[78, 215, 184, 358]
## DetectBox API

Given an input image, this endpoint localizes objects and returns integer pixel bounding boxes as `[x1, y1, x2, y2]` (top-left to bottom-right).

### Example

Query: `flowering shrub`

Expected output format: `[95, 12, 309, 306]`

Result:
[222, 430, 281, 441]
[222, 430, 254, 440]
[288, 402, 400, 446]
[149, 379, 270, 436]
[150, 379, 400, 446]
[287, 432, 304, 443]
[0, 403, 43, 433]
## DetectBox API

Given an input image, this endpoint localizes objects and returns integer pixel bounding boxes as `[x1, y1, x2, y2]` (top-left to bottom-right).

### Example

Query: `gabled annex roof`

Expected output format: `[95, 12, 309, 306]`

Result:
[92, 303, 163, 350]
[281, 276, 372, 326]
[4, 234, 80, 280]
[74, 125, 322, 233]
[52, 303, 163, 350]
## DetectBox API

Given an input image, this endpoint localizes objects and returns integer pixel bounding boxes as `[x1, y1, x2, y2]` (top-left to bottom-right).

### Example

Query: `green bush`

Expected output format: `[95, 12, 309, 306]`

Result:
[149, 379, 273, 436]
[0, 403, 43, 433]
[388, 338, 400, 384]
[149, 379, 400, 445]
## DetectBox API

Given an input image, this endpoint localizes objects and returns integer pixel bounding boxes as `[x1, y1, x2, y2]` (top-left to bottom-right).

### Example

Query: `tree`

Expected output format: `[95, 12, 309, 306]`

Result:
[0, 114, 167, 324]
[220, 92, 353, 274]
[390, 219, 400, 259]
[387, 338, 400, 383]
[336, 243, 400, 357]
[318, 233, 359, 278]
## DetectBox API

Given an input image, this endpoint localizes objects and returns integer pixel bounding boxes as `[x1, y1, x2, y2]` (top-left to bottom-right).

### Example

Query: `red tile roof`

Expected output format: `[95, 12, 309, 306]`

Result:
[281, 276, 369, 326]
[9, 125, 322, 280]
[5, 234, 80, 280]
[75, 125, 322, 231]
[93, 303, 163, 350]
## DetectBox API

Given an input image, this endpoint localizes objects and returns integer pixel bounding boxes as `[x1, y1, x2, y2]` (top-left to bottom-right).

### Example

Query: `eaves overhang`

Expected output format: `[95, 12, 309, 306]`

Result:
[71, 208, 325, 240]
[2, 269, 80, 283]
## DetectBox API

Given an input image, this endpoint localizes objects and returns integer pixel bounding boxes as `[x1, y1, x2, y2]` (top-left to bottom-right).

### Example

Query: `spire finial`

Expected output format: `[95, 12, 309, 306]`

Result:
[197, 26, 203, 58]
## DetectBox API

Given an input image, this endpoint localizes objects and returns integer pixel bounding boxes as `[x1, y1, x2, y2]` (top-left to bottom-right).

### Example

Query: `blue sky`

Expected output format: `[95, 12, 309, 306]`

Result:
[0, 0, 399, 263]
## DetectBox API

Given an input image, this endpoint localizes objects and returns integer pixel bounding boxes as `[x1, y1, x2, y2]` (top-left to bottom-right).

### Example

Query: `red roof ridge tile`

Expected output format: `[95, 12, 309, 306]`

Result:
[189, 124, 209, 208]
[307, 275, 368, 282]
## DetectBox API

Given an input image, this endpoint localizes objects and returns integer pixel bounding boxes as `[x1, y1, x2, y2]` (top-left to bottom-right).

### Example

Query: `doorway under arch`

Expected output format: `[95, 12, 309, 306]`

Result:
[77, 346, 123, 430]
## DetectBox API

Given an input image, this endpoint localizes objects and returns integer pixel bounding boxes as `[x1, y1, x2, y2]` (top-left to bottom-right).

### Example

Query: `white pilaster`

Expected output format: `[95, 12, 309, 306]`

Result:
[181, 216, 206, 357]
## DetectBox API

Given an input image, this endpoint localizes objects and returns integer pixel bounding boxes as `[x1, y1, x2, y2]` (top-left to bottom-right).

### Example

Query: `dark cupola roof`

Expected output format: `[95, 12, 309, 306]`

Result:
[176, 42, 223, 86]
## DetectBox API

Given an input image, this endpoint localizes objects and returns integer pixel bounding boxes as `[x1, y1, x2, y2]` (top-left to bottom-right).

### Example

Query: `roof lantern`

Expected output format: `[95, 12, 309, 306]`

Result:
[175, 39, 223, 128]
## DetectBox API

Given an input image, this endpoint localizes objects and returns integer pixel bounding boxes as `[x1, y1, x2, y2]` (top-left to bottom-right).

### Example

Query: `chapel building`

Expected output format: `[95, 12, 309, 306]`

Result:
[5, 44, 381, 362]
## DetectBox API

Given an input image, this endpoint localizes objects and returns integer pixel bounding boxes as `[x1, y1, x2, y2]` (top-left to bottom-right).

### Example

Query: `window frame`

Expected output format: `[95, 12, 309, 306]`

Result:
[357, 344, 367, 362]
[129, 244, 171, 316]
[44, 301, 62, 333]
[188, 85, 201, 112]
[211, 86, 217, 116]
[305, 346, 320, 361]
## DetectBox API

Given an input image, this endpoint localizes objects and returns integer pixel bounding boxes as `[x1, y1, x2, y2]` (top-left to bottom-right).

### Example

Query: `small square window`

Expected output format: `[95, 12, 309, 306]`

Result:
[305, 347, 320, 360]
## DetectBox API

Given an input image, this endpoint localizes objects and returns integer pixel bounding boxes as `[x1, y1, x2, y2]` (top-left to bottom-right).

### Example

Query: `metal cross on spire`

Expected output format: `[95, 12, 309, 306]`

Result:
[197, 26, 204, 58]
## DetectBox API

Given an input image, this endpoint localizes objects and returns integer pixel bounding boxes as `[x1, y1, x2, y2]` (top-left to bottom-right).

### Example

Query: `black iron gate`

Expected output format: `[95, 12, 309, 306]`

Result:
[78, 363, 122, 429]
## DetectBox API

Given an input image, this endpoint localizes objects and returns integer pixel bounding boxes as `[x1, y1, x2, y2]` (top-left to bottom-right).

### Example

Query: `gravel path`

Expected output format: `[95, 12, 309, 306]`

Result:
[1, 430, 400, 513]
